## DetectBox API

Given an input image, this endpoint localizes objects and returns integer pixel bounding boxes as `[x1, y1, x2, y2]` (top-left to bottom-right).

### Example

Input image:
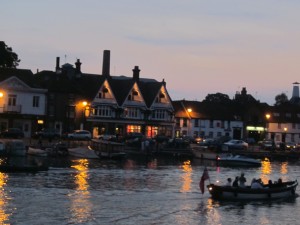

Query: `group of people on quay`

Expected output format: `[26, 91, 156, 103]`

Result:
[225, 173, 284, 189]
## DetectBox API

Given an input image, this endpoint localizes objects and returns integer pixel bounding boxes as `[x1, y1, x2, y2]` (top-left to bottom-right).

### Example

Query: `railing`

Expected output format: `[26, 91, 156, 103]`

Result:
[3, 105, 22, 113]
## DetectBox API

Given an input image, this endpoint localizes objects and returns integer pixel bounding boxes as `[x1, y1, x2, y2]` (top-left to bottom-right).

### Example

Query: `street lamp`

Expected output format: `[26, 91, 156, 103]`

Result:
[265, 113, 271, 139]
[0, 91, 4, 113]
[283, 127, 287, 143]
[186, 108, 192, 137]
[80, 101, 88, 130]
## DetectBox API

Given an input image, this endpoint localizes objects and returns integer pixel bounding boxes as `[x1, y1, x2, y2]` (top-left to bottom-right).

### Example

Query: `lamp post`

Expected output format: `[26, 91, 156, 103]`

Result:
[187, 108, 192, 137]
[0, 91, 3, 113]
[283, 127, 287, 142]
[265, 113, 270, 139]
[81, 101, 88, 130]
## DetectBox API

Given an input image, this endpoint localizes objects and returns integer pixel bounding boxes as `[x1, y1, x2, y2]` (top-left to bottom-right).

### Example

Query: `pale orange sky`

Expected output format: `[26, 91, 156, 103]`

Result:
[1, 0, 300, 105]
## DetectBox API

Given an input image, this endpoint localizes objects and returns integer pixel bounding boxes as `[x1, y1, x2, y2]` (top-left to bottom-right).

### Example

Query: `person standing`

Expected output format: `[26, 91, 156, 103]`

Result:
[239, 173, 247, 187]
[232, 176, 239, 187]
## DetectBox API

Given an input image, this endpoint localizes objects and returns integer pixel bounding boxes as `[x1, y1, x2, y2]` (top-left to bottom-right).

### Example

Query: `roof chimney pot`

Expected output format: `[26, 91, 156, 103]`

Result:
[133, 66, 140, 81]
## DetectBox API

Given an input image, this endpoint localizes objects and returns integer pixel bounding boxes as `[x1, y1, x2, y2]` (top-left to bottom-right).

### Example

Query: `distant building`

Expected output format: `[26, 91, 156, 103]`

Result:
[172, 100, 244, 140]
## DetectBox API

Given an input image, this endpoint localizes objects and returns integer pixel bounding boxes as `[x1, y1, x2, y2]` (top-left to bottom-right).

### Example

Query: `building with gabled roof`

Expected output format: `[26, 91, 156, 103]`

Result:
[0, 68, 47, 137]
[34, 50, 175, 138]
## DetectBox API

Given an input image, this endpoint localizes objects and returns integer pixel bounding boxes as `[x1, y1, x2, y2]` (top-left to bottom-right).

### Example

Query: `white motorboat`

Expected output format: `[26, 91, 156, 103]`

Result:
[27, 147, 48, 157]
[68, 146, 99, 159]
[217, 154, 262, 167]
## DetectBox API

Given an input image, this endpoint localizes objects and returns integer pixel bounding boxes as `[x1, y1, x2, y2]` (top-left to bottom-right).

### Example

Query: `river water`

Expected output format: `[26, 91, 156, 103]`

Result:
[0, 155, 299, 225]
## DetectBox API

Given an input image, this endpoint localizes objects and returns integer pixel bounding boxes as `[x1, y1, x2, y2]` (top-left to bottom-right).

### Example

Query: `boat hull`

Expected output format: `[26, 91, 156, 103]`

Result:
[217, 160, 261, 167]
[217, 154, 262, 167]
[207, 181, 298, 201]
[91, 139, 126, 159]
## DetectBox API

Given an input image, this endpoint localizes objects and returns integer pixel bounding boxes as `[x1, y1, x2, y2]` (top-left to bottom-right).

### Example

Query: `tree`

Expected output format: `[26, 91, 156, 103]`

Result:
[0, 41, 20, 68]
[274, 93, 289, 106]
[203, 92, 231, 104]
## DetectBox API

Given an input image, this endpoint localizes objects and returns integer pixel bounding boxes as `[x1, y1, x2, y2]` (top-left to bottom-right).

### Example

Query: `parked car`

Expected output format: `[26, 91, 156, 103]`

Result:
[97, 134, 117, 141]
[285, 142, 297, 151]
[33, 128, 60, 139]
[199, 138, 215, 148]
[67, 130, 92, 140]
[258, 139, 274, 150]
[244, 137, 256, 145]
[223, 139, 249, 150]
[0, 128, 24, 139]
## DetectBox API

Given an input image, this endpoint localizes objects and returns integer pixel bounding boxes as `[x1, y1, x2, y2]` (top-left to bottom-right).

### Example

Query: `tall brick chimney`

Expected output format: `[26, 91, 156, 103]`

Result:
[132, 66, 140, 81]
[55, 57, 60, 73]
[102, 50, 110, 77]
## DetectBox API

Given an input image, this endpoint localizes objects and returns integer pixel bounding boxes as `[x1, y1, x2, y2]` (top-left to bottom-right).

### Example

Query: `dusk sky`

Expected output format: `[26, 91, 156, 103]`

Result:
[2, 0, 300, 105]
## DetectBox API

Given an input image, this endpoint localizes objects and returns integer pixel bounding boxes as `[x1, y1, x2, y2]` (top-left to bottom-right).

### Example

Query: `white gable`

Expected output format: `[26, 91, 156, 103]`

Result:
[92, 80, 117, 105]
[123, 82, 147, 107]
[151, 85, 173, 110]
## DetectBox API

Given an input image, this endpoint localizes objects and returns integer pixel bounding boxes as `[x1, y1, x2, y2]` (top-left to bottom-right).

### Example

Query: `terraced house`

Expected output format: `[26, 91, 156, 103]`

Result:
[33, 50, 175, 138]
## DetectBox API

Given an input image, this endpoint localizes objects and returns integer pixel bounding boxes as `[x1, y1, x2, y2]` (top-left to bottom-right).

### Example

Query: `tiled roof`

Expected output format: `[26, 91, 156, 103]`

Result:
[33, 67, 166, 108]
[138, 81, 162, 108]
[109, 77, 135, 106]
[0, 68, 40, 88]
[173, 100, 241, 120]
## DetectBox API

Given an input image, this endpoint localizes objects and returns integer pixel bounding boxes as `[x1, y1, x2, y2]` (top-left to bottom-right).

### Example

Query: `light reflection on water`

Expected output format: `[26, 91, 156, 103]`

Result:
[180, 160, 192, 192]
[0, 172, 10, 225]
[69, 159, 93, 224]
[0, 156, 299, 224]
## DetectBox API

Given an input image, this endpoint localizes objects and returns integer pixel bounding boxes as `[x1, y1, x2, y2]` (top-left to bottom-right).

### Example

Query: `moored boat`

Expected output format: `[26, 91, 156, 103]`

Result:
[91, 139, 126, 159]
[207, 180, 298, 200]
[27, 147, 48, 157]
[68, 146, 99, 159]
[217, 154, 262, 167]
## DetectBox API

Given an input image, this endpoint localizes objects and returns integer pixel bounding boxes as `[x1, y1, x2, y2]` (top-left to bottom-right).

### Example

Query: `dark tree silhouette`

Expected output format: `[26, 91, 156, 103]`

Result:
[203, 92, 231, 104]
[274, 93, 289, 106]
[0, 41, 20, 68]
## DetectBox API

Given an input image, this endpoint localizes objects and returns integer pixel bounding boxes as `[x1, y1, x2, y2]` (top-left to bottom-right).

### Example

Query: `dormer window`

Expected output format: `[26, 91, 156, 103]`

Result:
[102, 87, 108, 93]
[159, 92, 165, 98]
[98, 86, 109, 99]
[132, 89, 138, 96]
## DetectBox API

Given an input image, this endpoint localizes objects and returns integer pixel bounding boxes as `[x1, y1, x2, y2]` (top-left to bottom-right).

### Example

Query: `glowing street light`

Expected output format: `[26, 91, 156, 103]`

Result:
[82, 101, 87, 107]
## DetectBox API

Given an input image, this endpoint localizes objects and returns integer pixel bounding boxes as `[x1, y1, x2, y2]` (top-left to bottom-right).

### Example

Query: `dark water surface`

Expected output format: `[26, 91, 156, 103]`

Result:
[0, 156, 299, 225]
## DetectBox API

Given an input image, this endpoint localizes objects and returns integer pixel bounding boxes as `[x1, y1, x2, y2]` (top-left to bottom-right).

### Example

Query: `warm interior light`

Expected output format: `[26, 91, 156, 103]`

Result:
[187, 108, 192, 113]
[37, 120, 44, 124]
[0, 92, 3, 98]
[82, 101, 87, 107]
